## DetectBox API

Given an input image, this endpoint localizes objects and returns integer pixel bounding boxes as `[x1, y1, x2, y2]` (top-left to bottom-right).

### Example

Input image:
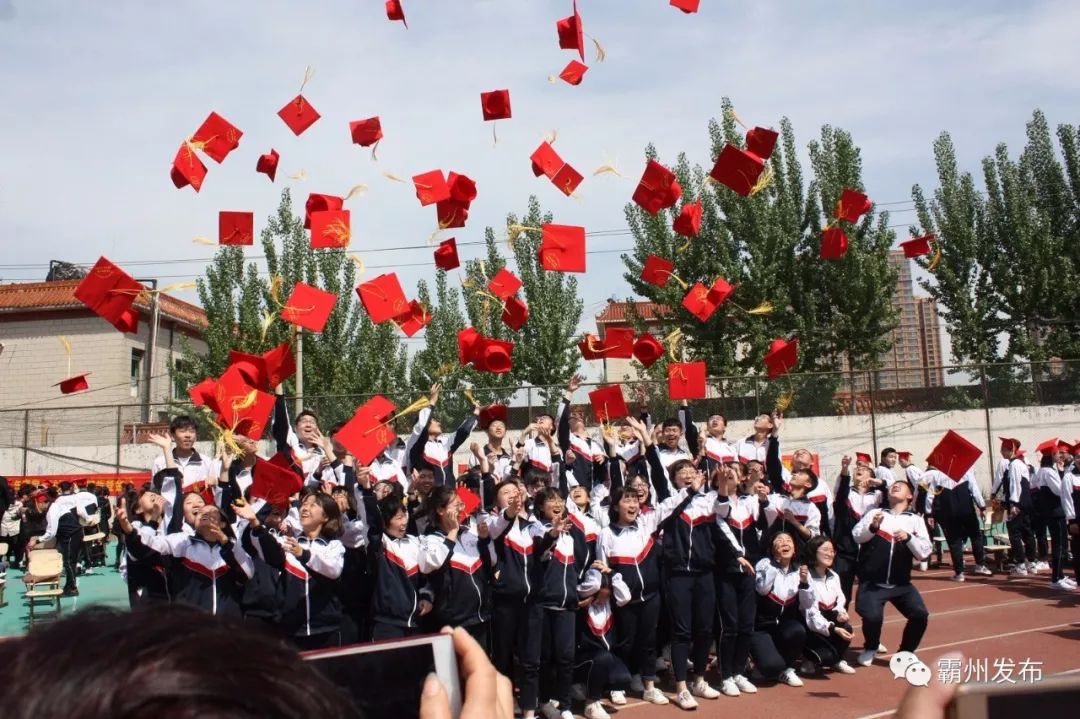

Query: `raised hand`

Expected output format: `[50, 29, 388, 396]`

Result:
[429, 382, 442, 406]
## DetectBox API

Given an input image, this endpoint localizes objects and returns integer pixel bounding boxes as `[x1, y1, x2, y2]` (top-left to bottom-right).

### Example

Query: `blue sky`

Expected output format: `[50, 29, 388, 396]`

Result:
[1, 0, 1078, 349]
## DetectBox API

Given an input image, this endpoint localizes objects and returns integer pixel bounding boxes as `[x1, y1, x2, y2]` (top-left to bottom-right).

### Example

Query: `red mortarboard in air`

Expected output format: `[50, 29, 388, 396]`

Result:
[434, 238, 460, 270]
[707, 277, 735, 305]
[54, 373, 91, 395]
[551, 163, 584, 196]
[588, 385, 628, 424]
[227, 349, 270, 390]
[437, 199, 469, 229]
[447, 172, 478, 204]
[219, 211, 254, 246]
[385, 0, 407, 26]
[927, 430, 983, 481]
[350, 117, 383, 147]
[251, 454, 304, 510]
[304, 193, 344, 230]
[641, 254, 675, 287]
[277, 95, 321, 136]
[558, 60, 589, 86]
[357, 273, 409, 324]
[188, 377, 217, 409]
[632, 333, 664, 368]
[464, 336, 514, 374]
[709, 144, 765, 197]
[191, 112, 242, 164]
[673, 202, 703, 238]
[539, 224, 586, 272]
[488, 269, 523, 300]
[745, 127, 779, 160]
[855, 452, 872, 465]
[578, 334, 605, 360]
[820, 226, 848, 260]
[335, 396, 398, 465]
[171, 144, 207, 192]
[835, 188, 873, 223]
[262, 340, 297, 388]
[1035, 438, 1059, 455]
[281, 282, 337, 333]
[668, 361, 706, 400]
[413, 170, 450, 206]
[74, 257, 144, 333]
[531, 142, 564, 179]
[393, 301, 431, 338]
[501, 296, 529, 331]
[456, 487, 481, 522]
[900, 234, 934, 258]
[213, 367, 274, 437]
[682, 282, 721, 322]
[670, 0, 700, 12]
[600, 328, 635, 359]
[458, 327, 481, 365]
[310, 209, 351, 249]
[480, 90, 512, 121]
[556, 0, 585, 61]
[764, 338, 799, 379]
[256, 149, 279, 182]
[479, 404, 508, 430]
[632, 160, 683, 215]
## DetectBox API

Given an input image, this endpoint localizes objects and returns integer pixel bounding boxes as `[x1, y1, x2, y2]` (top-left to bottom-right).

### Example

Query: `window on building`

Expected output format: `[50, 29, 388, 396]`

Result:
[172, 359, 185, 400]
[130, 349, 144, 398]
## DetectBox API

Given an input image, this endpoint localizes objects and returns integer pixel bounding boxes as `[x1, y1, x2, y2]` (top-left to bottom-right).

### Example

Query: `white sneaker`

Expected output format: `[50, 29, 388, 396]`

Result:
[720, 678, 740, 697]
[570, 684, 587, 702]
[950, 573, 965, 582]
[642, 687, 669, 705]
[779, 668, 804, 687]
[629, 674, 645, 693]
[559, 712, 574, 719]
[972, 564, 993, 576]
[1027, 562, 1038, 573]
[584, 702, 610, 719]
[877, 643, 888, 653]
[733, 675, 758, 693]
[835, 660, 857, 674]
[1052, 578, 1076, 591]
[857, 649, 877, 667]
[539, 701, 562, 719]
[690, 678, 720, 699]
[1010, 564, 1029, 576]
[1035, 561, 1050, 571]
[918, 560, 929, 571]
[674, 689, 698, 710]
[609, 690, 627, 705]
[1062, 577, 1078, 588]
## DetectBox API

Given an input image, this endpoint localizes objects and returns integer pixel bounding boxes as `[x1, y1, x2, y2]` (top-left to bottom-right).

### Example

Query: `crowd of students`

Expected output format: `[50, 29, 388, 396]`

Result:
[10, 377, 1080, 719]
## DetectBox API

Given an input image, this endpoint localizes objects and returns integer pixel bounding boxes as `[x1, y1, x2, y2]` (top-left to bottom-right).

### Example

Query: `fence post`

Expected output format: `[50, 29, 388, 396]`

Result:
[980, 365, 994, 477]
[21, 409, 29, 475]
[867, 370, 879, 460]
[115, 405, 123, 474]
[527, 386, 533, 422]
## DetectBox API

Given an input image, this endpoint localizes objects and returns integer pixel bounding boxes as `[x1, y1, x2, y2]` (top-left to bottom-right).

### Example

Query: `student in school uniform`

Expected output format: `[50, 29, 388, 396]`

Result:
[737, 413, 775, 466]
[875, 447, 899, 486]
[1066, 447, 1080, 586]
[557, 376, 607, 492]
[469, 408, 514, 481]
[853, 479, 932, 667]
[27, 480, 96, 596]
[832, 456, 886, 604]
[1032, 442, 1077, 591]
[147, 421, 221, 528]
[518, 414, 561, 482]
[698, 414, 740, 477]
[800, 535, 857, 675]
[330, 469, 372, 643]
[762, 462, 821, 558]
[924, 464, 992, 581]
[992, 438, 1039, 575]
[407, 383, 480, 487]
[271, 390, 335, 486]
[116, 489, 171, 606]
[574, 563, 635, 719]
[750, 532, 809, 687]
[779, 445, 835, 537]
[369, 442, 410, 490]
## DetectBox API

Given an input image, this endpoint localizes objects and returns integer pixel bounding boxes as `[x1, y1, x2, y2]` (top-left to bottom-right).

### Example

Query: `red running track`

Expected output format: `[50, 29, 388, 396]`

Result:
[563, 569, 1080, 719]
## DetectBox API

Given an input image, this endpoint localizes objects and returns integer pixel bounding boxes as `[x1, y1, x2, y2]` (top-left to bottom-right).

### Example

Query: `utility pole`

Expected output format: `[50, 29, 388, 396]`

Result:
[139, 278, 161, 424]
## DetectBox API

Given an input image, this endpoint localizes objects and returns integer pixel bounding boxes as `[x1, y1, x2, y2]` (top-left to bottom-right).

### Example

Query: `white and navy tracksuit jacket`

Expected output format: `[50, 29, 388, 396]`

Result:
[421, 523, 493, 628]
[802, 568, 847, 636]
[832, 473, 884, 560]
[924, 468, 985, 533]
[853, 509, 932, 586]
[596, 487, 689, 602]
[715, 492, 768, 564]
[252, 527, 346, 636]
[575, 568, 632, 655]
[151, 451, 222, 526]
[407, 407, 478, 486]
[1031, 466, 1075, 521]
[992, 457, 1032, 513]
[485, 510, 554, 602]
[753, 558, 804, 626]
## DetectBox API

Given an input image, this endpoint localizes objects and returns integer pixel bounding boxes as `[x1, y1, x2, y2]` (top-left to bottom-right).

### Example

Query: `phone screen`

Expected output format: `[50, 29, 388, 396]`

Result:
[305, 641, 436, 719]
[988, 687, 1077, 717]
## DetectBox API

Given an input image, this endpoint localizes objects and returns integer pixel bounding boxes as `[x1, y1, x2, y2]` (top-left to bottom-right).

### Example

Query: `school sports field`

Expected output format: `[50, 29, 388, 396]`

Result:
[2, 564, 1077, 718]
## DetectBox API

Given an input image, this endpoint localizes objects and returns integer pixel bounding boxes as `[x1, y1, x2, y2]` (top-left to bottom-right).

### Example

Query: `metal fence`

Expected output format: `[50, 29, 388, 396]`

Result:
[2, 361, 1078, 480]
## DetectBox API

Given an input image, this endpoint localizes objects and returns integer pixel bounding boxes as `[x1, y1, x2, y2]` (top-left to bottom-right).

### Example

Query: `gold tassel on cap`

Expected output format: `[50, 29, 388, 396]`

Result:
[383, 171, 406, 183]
[288, 169, 308, 181]
[665, 328, 683, 362]
[192, 236, 215, 245]
[927, 244, 942, 271]
[590, 37, 606, 63]
[463, 388, 479, 408]
[158, 281, 197, 294]
[749, 165, 773, 196]
[348, 254, 366, 275]
[58, 336, 72, 377]
[342, 183, 368, 202]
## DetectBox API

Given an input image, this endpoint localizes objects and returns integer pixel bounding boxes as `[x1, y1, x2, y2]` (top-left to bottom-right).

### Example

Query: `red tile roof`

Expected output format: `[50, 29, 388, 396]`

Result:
[595, 300, 670, 324]
[0, 280, 207, 331]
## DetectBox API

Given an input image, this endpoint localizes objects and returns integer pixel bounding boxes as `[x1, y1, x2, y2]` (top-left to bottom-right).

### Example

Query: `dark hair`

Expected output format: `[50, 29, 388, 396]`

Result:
[424, 485, 458, 524]
[378, 495, 408, 529]
[328, 421, 346, 436]
[533, 487, 563, 520]
[607, 486, 639, 526]
[169, 415, 197, 433]
[769, 530, 797, 559]
[804, 534, 835, 566]
[523, 466, 550, 487]
[793, 467, 819, 492]
[296, 410, 319, 425]
[667, 458, 696, 484]
[0, 606, 362, 719]
[880, 447, 897, 462]
[661, 418, 682, 430]
[1039, 452, 1054, 468]
[86, 482, 97, 492]
[301, 493, 343, 539]
[707, 413, 727, 423]
[494, 478, 519, 496]
[535, 413, 554, 424]
[58, 480, 73, 493]
[374, 480, 405, 501]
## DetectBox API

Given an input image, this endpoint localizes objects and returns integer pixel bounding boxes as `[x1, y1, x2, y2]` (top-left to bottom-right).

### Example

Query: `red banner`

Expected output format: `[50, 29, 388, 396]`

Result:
[13, 472, 151, 497]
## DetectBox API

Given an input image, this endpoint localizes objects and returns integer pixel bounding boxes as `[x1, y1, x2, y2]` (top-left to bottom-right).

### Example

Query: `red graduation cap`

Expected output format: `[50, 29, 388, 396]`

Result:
[281, 282, 337, 333]
[558, 60, 589, 86]
[472, 337, 514, 374]
[74, 257, 144, 333]
[456, 486, 481, 522]
[556, 0, 585, 61]
[551, 163, 584, 196]
[600, 328, 635, 359]
[231, 389, 275, 440]
[707, 277, 735, 305]
[219, 211, 254, 246]
[668, 361, 706, 400]
[745, 127, 778, 160]
[501, 296, 529, 330]
[588, 385, 628, 424]
[191, 112, 242, 164]
[531, 141, 564, 179]
[262, 340, 297, 388]
[835, 188, 873, 223]
[927, 430, 983, 481]
[670, 0, 700, 12]
[385, 0, 407, 27]
[641, 254, 675, 287]
[437, 199, 469, 229]
[855, 452, 872, 465]
[393, 300, 431, 338]
[480, 90, 512, 121]
[632, 160, 683, 215]
[1035, 438, 1059, 455]
[213, 367, 274, 438]
[578, 334, 605, 360]
[227, 349, 270, 390]
[251, 454, 305, 510]
[632, 333, 664, 368]
[277, 95, 321, 136]
[479, 404, 508, 430]
[488, 269, 523, 300]
[447, 172, 478, 204]
[310, 209, 351, 249]
[764, 337, 799, 379]
[673, 202, 703, 237]
[54, 373, 91, 395]
[304, 193, 344, 230]
[188, 377, 218, 409]
[900, 234, 934, 258]
[998, 437, 1021, 453]
[897, 451, 912, 462]
[357, 273, 409, 323]
[709, 144, 765, 197]
[1058, 440, 1074, 454]
[434, 238, 460, 270]
[820, 226, 849, 260]
[335, 395, 398, 465]
[413, 170, 450, 206]
[256, 149, 279, 182]
[350, 116, 383, 147]
[681, 282, 720, 322]
[539, 224, 586, 272]
[171, 144, 207, 192]
[458, 327, 481, 365]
